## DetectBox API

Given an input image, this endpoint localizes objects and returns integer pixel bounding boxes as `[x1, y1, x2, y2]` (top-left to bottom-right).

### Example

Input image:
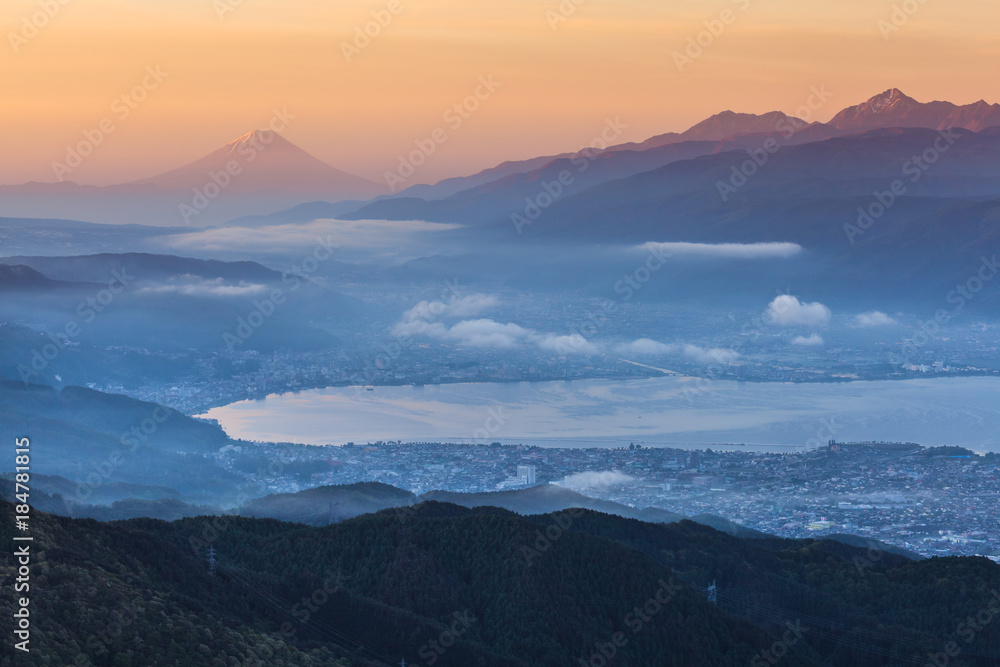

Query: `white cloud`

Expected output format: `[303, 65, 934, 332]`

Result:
[617, 338, 678, 356]
[394, 318, 529, 348]
[400, 294, 499, 324]
[160, 219, 458, 253]
[393, 319, 449, 338]
[444, 294, 501, 318]
[137, 276, 269, 298]
[395, 293, 599, 354]
[560, 470, 635, 490]
[855, 311, 897, 327]
[766, 295, 832, 327]
[538, 334, 599, 355]
[616, 338, 739, 364]
[681, 344, 740, 364]
[394, 293, 526, 349]
[791, 333, 825, 346]
[444, 319, 533, 348]
[639, 241, 802, 259]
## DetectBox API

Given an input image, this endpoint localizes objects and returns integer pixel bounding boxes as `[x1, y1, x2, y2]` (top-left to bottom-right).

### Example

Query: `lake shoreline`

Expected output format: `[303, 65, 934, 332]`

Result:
[190, 368, 1000, 415]
[200, 375, 1000, 453]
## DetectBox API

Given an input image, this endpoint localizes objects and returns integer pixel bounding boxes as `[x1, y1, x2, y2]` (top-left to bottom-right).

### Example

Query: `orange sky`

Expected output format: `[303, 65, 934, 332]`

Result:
[2, 0, 998, 186]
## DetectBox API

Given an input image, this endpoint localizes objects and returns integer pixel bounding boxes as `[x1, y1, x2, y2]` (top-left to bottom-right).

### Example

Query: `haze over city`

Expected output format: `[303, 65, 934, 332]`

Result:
[3, 0, 1000, 665]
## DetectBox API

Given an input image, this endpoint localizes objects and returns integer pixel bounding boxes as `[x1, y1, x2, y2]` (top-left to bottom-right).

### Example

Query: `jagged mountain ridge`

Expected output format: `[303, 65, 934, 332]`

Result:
[830, 88, 1000, 132]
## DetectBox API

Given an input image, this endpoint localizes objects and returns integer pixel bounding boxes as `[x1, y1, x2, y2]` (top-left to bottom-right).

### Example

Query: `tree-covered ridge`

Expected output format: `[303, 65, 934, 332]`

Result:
[2, 500, 999, 666]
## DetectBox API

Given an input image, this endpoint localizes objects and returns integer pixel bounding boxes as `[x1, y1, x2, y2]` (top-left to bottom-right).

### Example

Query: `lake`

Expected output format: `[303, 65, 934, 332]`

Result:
[199, 376, 1000, 452]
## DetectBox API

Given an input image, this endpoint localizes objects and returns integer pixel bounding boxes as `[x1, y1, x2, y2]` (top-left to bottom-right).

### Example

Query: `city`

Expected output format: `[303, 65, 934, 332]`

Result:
[209, 437, 1000, 561]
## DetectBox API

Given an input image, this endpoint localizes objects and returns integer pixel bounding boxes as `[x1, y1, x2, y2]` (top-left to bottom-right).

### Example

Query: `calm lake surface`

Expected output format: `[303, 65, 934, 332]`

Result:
[200, 376, 1000, 452]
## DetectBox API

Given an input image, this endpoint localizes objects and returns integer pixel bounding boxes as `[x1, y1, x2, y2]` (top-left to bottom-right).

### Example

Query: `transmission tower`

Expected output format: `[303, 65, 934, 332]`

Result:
[707, 580, 717, 604]
[208, 545, 217, 576]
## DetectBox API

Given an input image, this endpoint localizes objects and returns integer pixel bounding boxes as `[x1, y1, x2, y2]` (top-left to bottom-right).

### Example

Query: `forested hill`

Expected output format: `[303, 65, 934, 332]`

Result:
[2, 500, 999, 666]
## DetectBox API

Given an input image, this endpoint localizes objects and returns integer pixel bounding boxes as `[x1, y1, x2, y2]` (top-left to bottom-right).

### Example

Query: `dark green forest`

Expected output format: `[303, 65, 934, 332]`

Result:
[2, 500, 999, 666]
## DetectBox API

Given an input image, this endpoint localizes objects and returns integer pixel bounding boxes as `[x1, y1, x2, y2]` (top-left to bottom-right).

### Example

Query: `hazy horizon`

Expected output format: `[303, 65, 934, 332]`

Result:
[3, 0, 999, 186]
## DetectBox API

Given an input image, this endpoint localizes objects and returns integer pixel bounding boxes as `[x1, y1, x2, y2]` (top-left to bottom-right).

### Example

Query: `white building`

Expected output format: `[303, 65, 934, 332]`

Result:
[497, 465, 538, 489]
[517, 465, 537, 485]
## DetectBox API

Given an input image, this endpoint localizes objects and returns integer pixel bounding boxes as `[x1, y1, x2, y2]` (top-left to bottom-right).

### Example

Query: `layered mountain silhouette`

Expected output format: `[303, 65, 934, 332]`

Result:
[309, 89, 1000, 228]
[376, 89, 998, 207]
[0, 130, 382, 226]
[1, 89, 998, 229]
[0, 262, 63, 290]
[344, 125, 1000, 231]
[611, 110, 812, 152]
[342, 138, 750, 224]
[830, 88, 1000, 133]
[386, 111, 812, 204]
[129, 129, 382, 196]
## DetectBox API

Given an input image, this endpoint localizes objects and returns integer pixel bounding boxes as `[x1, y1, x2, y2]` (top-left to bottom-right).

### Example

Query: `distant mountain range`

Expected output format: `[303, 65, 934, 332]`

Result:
[341, 90, 1000, 226]
[0, 130, 383, 226]
[0, 262, 64, 290]
[3, 251, 282, 283]
[341, 137, 750, 224]
[369, 88, 1000, 208]
[333, 126, 1000, 311]
[2, 89, 996, 228]
[829, 88, 1000, 133]
[610, 109, 812, 152]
